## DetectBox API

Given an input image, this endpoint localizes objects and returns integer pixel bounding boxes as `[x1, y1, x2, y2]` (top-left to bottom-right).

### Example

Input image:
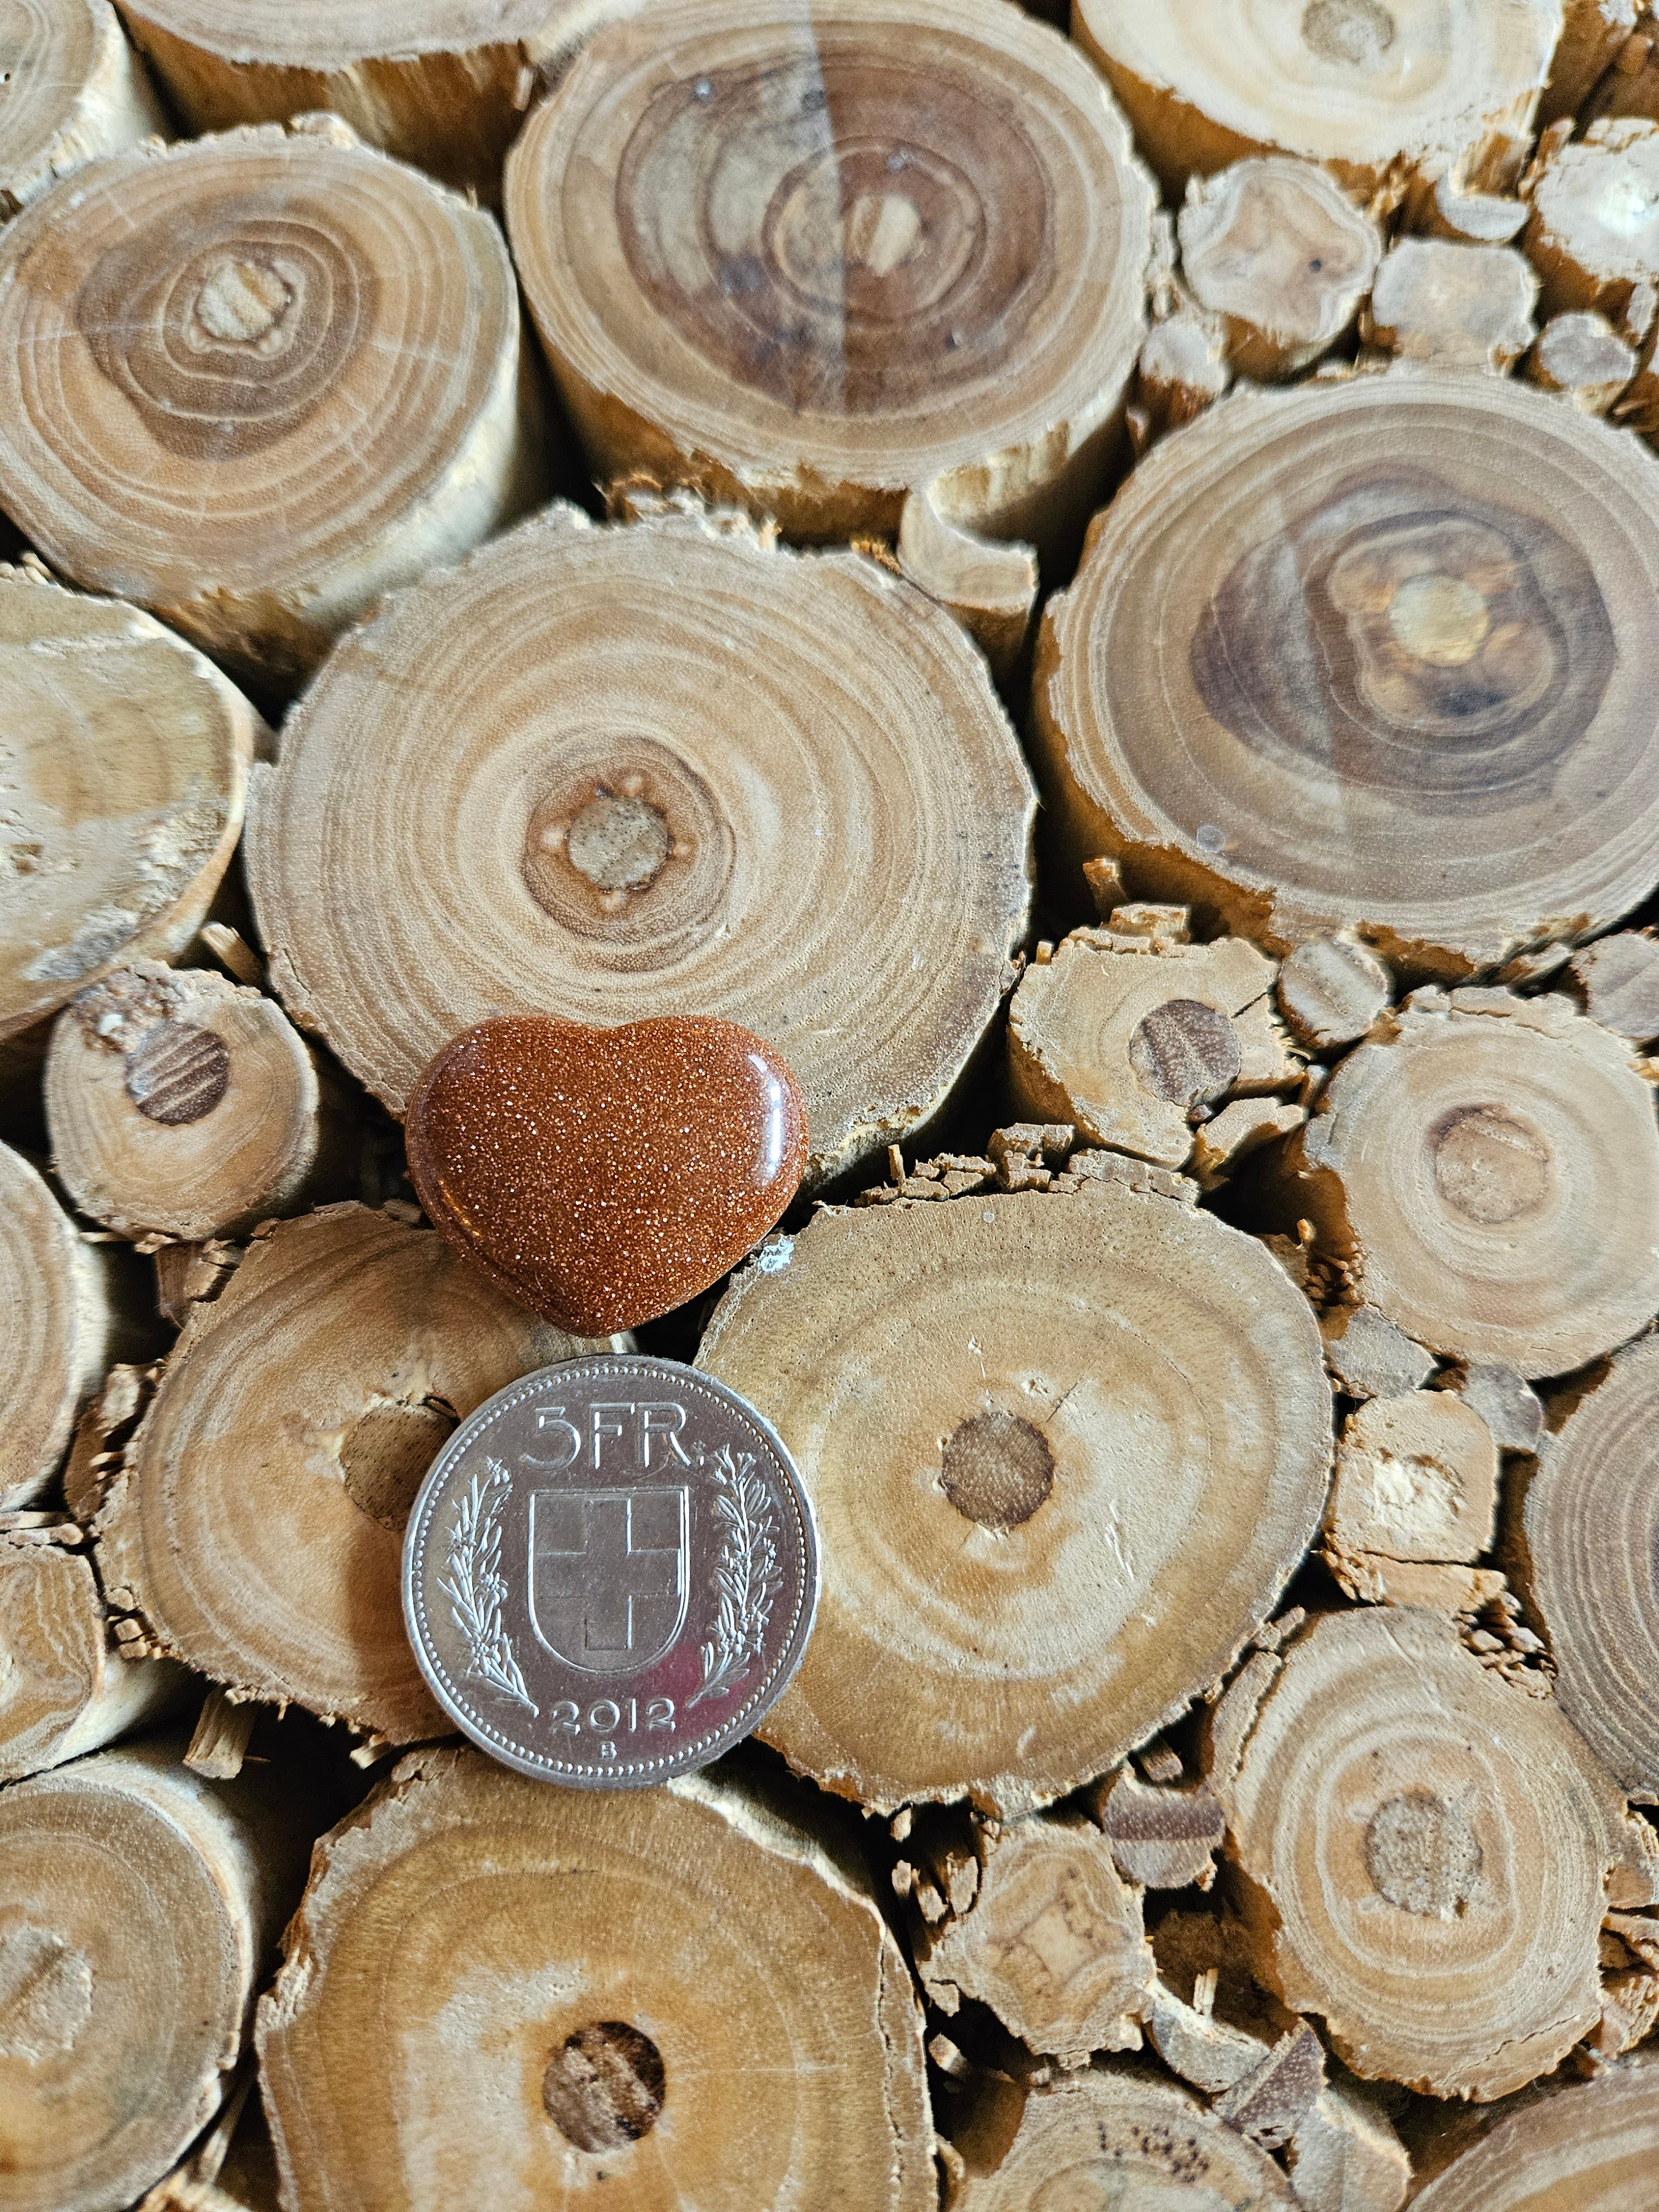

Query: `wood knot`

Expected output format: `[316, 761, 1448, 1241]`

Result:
[192, 256, 295, 351]
[1129, 998, 1241, 1108]
[338, 1397, 457, 1535]
[564, 793, 671, 894]
[124, 1021, 231, 1125]
[940, 1410, 1054, 1529]
[1364, 1789, 1482, 1917]
[1301, 0, 1396, 67]
[543, 2021, 666, 2152]
[1429, 1103, 1552, 1225]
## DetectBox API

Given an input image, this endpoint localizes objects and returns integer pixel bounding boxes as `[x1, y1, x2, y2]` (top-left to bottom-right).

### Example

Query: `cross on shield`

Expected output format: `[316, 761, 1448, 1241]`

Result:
[526, 1487, 690, 1675]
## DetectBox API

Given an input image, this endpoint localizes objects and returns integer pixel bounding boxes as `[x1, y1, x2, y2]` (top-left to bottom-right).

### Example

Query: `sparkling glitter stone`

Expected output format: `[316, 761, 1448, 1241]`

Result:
[404, 1016, 807, 1335]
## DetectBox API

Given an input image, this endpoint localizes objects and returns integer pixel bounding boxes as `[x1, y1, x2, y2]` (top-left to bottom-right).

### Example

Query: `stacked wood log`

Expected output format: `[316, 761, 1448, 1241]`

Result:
[243, 499, 1034, 1188]
[503, 0, 1156, 564]
[112, 2, 651, 195]
[0, 0, 165, 216]
[7, 3, 1659, 2206]
[0, 121, 547, 686]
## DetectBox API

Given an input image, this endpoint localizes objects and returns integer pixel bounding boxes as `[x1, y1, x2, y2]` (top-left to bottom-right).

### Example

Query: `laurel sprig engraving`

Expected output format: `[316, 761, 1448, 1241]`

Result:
[688, 1446, 782, 1706]
[439, 1457, 538, 1714]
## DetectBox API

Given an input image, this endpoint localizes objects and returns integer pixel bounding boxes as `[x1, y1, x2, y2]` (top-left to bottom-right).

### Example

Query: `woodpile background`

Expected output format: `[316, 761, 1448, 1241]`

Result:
[6, 0, 1659, 2205]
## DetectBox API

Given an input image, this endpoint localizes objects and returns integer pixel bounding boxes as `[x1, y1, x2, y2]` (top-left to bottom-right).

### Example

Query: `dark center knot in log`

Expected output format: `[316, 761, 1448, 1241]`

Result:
[941, 1409, 1055, 1529]
[338, 1395, 458, 1536]
[124, 1020, 231, 1125]
[1429, 1103, 1552, 1226]
[1301, 0, 1397, 67]
[1129, 999, 1241, 1110]
[544, 2020, 667, 2153]
[1364, 1788, 1483, 1918]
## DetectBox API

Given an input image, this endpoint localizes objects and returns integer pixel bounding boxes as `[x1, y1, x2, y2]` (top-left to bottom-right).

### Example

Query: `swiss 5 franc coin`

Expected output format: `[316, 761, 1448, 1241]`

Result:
[402, 1354, 818, 1786]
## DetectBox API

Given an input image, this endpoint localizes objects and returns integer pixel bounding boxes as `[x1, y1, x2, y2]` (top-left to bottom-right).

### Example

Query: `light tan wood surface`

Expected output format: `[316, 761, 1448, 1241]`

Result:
[1280, 988, 1659, 1379]
[912, 1809, 1152, 2063]
[504, 0, 1155, 555]
[1009, 926, 1295, 1171]
[1032, 375, 1659, 976]
[1510, 1332, 1659, 1796]
[0, 565, 258, 1041]
[947, 2064, 1295, 2208]
[697, 1171, 1332, 1815]
[1208, 1606, 1653, 2100]
[1179, 158, 1381, 378]
[1408, 2060, 1659, 2207]
[1361, 238, 1539, 367]
[0, 1738, 309, 2212]
[1071, 0, 1559, 198]
[0, 0, 165, 216]
[257, 1746, 935, 2211]
[245, 500, 1034, 1186]
[0, 1531, 186, 1782]
[0, 1139, 121, 1509]
[114, 1, 653, 194]
[46, 962, 353, 1241]
[94, 1204, 599, 1741]
[0, 122, 545, 686]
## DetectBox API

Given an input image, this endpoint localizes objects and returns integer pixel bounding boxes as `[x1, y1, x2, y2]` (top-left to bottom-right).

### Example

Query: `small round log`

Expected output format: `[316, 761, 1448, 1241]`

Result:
[1178, 158, 1381, 379]
[697, 1173, 1332, 1816]
[244, 502, 1033, 1185]
[0, 564, 258, 1040]
[1032, 374, 1659, 977]
[1410, 2063, 1659, 2210]
[0, 1140, 119, 1510]
[1361, 238, 1538, 368]
[112, 1, 648, 195]
[947, 2064, 1293, 2209]
[503, 0, 1155, 554]
[0, 0, 166, 217]
[1008, 927, 1294, 1171]
[1321, 1390, 1498, 1603]
[1071, 0, 1558, 199]
[93, 1203, 595, 1742]
[1208, 1606, 1643, 2100]
[0, 122, 545, 687]
[1281, 988, 1659, 1379]
[912, 1811, 1152, 2063]
[1524, 116, 1659, 322]
[1276, 934, 1391, 1052]
[0, 1737, 308, 2212]
[257, 1746, 935, 2212]
[45, 962, 353, 1241]
[1511, 1333, 1659, 1797]
[1571, 927, 1659, 1042]
[0, 1533, 186, 1782]
[1527, 310, 1640, 412]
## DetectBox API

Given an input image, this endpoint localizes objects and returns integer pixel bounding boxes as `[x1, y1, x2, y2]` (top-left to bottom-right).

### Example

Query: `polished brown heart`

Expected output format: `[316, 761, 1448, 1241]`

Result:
[404, 1015, 808, 1335]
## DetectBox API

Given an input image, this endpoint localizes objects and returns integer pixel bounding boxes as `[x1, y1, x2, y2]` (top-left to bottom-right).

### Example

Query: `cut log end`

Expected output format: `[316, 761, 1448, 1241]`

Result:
[257, 1748, 935, 2212]
[504, 0, 1154, 553]
[0, 0, 166, 218]
[0, 565, 259, 1040]
[45, 962, 352, 1242]
[246, 503, 1033, 1187]
[0, 125, 545, 684]
[1285, 989, 1659, 1378]
[1178, 157, 1380, 379]
[1208, 1607, 1642, 2100]
[698, 1164, 1332, 1815]
[1034, 375, 1659, 975]
[92, 1204, 597, 1740]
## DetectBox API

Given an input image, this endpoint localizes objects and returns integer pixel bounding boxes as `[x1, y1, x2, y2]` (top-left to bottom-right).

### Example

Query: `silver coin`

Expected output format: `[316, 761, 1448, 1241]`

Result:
[401, 1355, 818, 1786]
